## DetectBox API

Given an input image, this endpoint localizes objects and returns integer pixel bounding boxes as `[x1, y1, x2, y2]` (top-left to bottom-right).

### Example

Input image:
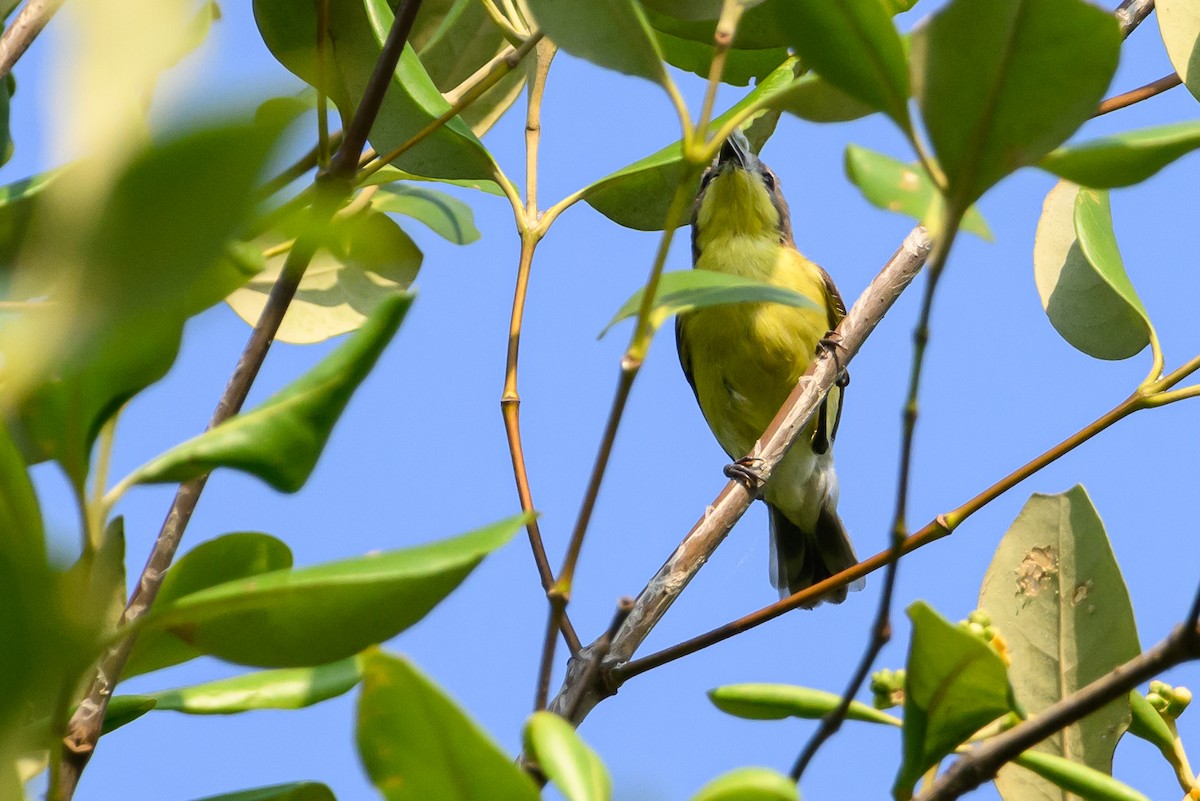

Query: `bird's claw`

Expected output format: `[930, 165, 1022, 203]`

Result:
[818, 331, 850, 388]
[724, 456, 767, 496]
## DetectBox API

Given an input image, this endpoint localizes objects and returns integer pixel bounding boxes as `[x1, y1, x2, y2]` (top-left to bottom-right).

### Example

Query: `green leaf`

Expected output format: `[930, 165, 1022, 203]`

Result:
[1, 118, 287, 488]
[708, 683, 901, 726]
[979, 487, 1141, 801]
[357, 650, 539, 801]
[655, 29, 788, 87]
[643, 2, 797, 50]
[0, 168, 60, 272]
[1158, 0, 1200, 103]
[188, 783, 337, 801]
[359, 164, 504, 195]
[0, 418, 43, 565]
[412, 0, 527, 136]
[524, 711, 611, 801]
[777, 71, 876, 123]
[64, 516, 127, 635]
[1033, 181, 1153, 361]
[910, 0, 1121, 210]
[1038, 122, 1200, 188]
[844, 145, 992, 240]
[894, 601, 1014, 801]
[584, 58, 799, 231]
[370, 184, 481, 244]
[137, 515, 525, 668]
[125, 532, 294, 677]
[1012, 751, 1150, 801]
[108, 658, 361, 729]
[126, 294, 410, 491]
[227, 211, 421, 345]
[777, 0, 911, 130]
[0, 72, 14, 169]
[253, 0, 495, 180]
[1126, 688, 1177, 761]
[524, 0, 667, 87]
[689, 767, 798, 801]
[601, 269, 818, 338]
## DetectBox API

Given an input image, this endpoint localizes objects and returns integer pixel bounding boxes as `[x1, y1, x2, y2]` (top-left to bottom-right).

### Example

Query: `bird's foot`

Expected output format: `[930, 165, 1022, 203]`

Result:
[724, 456, 767, 497]
[818, 331, 850, 388]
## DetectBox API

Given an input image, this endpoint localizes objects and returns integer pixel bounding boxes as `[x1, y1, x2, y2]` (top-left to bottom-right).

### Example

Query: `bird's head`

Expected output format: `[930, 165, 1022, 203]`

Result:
[692, 129, 793, 247]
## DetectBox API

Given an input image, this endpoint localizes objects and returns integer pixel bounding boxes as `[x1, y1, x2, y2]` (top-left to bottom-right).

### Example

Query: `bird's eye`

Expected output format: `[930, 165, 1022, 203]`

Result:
[761, 171, 776, 191]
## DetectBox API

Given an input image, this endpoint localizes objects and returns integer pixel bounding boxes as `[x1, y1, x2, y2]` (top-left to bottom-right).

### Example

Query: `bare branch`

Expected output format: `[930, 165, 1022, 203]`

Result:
[1115, 0, 1155, 37]
[1095, 72, 1182, 117]
[0, 0, 63, 81]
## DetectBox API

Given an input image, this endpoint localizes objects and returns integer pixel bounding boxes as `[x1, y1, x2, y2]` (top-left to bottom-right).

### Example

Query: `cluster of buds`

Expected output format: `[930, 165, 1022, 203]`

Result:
[959, 609, 1011, 665]
[870, 668, 906, 710]
[1147, 680, 1192, 720]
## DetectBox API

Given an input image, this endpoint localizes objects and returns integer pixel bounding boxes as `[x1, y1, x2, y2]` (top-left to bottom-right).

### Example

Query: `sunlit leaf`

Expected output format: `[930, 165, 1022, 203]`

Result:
[1012, 751, 1150, 801]
[708, 683, 900, 726]
[357, 649, 539, 801]
[778, 0, 910, 130]
[125, 532, 294, 677]
[689, 767, 798, 801]
[359, 164, 504, 195]
[1033, 181, 1153, 360]
[137, 515, 525, 668]
[844, 145, 991, 240]
[1038, 122, 1200, 188]
[1158, 0, 1200, 103]
[524, 0, 667, 86]
[584, 59, 799, 230]
[125, 294, 410, 491]
[227, 211, 420, 345]
[911, 0, 1120, 211]
[980, 488, 1140, 801]
[602, 269, 818, 338]
[524, 712, 611, 801]
[370, 185, 480, 244]
[894, 601, 1015, 801]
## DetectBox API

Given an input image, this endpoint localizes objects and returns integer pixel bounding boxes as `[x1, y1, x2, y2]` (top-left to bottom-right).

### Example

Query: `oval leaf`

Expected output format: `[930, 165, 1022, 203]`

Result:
[844, 144, 992, 240]
[1033, 181, 1152, 361]
[125, 532, 294, 677]
[708, 683, 900, 726]
[127, 294, 410, 491]
[524, 0, 667, 86]
[979, 487, 1141, 801]
[656, 29, 788, 87]
[583, 58, 799, 231]
[690, 767, 798, 801]
[188, 783, 337, 801]
[1038, 122, 1200, 188]
[137, 514, 525, 668]
[1012, 751, 1150, 801]
[778, 71, 876, 123]
[601, 269, 818, 338]
[524, 711, 611, 801]
[227, 212, 421, 345]
[370, 185, 481, 244]
[894, 601, 1015, 801]
[911, 0, 1120, 210]
[778, 0, 911, 129]
[1158, 0, 1200, 103]
[357, 650, 539, 801]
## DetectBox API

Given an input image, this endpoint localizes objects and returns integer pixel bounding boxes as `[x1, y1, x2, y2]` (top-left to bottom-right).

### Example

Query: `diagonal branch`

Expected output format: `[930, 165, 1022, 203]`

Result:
[0, 0, 63, 81]
[545, 226, 934, 725]
[53, 3, 426, 798]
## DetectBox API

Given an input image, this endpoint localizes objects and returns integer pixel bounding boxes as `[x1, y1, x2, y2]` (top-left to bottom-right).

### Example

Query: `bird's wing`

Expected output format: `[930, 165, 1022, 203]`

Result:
[675, 315, 701, 405]
[817, 264, 847, 446]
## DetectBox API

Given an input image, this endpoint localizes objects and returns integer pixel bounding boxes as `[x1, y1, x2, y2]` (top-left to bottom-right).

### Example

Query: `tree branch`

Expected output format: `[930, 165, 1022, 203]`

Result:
[544, 226, 934, 725]
[0, 0, 62, 81]
[1094, 72, 1182, 116]
[1115, 0, 1155, 37]
[53, 3, 426, 797]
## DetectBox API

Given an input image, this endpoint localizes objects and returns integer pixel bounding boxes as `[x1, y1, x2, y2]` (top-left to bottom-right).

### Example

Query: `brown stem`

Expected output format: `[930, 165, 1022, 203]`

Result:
[0, 0, 62, 81]
[1094, 72, 1182, 117]
[916, 614, 1200, 801]
[543, 226, 934, 725]
[1115, 0, 1155, 37]
[53, 3, 426, 797]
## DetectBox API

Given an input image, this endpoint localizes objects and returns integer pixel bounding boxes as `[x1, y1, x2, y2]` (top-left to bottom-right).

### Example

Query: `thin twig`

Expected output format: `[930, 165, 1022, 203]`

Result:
[544, 227, 934, 725]
[1115, 0, 1155, 37]
[1094, 72, 1182, 116]
[791, 226, 959, 783]
[916, 605, 1200, 801]
[0, 0, 63, 81]
[563, 597, 634, 722]
[53, 3, 426, 797]
[257, 132, 344, 201]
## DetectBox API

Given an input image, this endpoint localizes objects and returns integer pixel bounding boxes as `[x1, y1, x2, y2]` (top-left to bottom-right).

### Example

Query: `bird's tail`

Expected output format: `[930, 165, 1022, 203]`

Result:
[768, 502, 865, 608]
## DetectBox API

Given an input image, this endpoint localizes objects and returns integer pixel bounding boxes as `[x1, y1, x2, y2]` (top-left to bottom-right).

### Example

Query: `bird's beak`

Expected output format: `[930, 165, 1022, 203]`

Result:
[717, 129, 755, 171]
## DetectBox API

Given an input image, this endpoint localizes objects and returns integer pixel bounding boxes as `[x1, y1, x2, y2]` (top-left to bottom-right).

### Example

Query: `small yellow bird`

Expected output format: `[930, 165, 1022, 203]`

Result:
[676, 131, 864, 606]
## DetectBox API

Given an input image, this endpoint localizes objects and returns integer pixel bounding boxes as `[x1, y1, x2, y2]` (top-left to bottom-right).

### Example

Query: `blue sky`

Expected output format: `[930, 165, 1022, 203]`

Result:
[17, 1, 1200, 799]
